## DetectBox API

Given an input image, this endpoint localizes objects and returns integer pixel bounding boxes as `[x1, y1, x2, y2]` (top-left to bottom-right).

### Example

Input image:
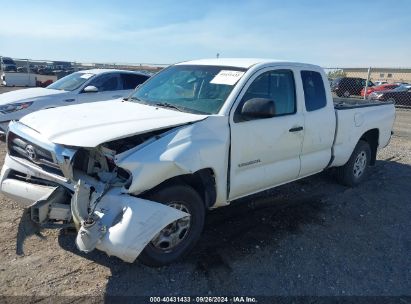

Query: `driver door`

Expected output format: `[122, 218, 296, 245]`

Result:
[229, 68, 304, 200]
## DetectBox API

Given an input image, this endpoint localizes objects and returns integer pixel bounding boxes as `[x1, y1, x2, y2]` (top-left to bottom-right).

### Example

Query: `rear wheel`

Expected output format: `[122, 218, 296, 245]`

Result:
[336, 140, 371, 187]
[139, 184, 205, 266]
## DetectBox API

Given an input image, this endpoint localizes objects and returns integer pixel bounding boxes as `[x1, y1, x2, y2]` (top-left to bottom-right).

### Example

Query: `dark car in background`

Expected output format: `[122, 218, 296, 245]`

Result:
[37, 65, 55, 75]
[0, 57, 17, 72]
[16, 64, 37, 73]
[331, 77, 374, 97]
[369, 85, 411, 106]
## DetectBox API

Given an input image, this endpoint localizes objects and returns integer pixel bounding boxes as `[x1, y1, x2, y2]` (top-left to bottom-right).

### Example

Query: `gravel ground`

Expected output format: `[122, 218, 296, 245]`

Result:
[0, 87, 410, 299]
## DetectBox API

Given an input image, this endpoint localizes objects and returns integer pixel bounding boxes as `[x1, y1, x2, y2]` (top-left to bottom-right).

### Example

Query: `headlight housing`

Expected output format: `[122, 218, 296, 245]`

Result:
[0, 102, 33, 114]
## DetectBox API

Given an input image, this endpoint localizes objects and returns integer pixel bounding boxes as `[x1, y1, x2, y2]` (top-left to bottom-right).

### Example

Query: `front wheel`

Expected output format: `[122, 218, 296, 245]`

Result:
[139, 184, 205, 267]
[336, 140, 371, 187]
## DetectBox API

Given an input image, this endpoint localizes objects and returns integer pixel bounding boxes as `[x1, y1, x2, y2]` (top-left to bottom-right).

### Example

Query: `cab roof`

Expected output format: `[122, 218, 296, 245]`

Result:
[177, 58, 321, 70]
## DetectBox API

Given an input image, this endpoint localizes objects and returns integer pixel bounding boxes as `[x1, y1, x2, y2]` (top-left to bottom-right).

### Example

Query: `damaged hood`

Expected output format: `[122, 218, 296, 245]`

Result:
[20, 100, 208, 147]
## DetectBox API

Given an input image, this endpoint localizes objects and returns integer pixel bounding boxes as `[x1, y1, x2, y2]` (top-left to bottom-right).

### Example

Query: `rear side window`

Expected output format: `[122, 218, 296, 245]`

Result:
[301, 70, 327, 111]
[121, 73, 149, 90]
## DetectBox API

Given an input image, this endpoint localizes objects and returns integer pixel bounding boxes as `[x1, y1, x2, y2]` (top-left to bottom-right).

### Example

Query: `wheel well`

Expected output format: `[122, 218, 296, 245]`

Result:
[360, 129, 379, 165]
[142, 168, 217, 209]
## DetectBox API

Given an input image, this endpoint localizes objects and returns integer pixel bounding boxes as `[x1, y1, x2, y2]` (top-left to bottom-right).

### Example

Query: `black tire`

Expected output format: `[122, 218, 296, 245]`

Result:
[138, 184, 205, 267]
[336, 140, 371, 187]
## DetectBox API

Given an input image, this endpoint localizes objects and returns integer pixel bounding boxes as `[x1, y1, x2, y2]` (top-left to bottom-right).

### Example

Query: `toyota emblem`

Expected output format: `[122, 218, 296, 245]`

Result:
[25, 145, 37, 161]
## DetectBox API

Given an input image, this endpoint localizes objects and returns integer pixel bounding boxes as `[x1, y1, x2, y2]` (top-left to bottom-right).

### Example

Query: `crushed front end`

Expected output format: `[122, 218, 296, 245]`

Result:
[0, 121, 189, 262]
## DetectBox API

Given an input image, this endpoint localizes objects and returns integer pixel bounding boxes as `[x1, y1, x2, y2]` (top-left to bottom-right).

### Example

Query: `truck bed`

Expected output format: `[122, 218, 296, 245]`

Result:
[331, 97, 395, 168]
[333, 97, 392, 110]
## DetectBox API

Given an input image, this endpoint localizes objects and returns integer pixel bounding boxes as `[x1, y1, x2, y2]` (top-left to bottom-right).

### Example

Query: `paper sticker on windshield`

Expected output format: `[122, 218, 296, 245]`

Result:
[210, 70, 245, 85]
[80, 73, 94, 79]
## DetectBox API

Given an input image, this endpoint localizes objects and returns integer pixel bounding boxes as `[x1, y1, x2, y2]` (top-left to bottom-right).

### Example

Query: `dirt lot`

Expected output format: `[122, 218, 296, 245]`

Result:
[0, 87, 410, 299]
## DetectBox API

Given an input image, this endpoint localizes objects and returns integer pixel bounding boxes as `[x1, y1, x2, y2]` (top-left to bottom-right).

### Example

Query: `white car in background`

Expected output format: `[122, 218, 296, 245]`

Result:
[374, 81, 388, 86]
[0, 69, 150, 134]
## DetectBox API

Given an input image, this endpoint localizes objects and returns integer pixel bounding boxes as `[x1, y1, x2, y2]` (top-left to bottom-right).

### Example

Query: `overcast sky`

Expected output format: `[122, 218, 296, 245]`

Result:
[1, 0, 410, 67]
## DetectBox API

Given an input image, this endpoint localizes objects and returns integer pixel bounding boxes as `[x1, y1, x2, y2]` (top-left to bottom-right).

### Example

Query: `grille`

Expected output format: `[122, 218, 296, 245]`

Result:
[7, 132, 63, 176]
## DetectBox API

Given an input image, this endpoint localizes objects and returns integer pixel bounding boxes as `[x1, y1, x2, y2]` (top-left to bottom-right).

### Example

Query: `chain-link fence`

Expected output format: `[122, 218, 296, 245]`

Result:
[325, 67, 411, 107]
[0, 56, 167, 87]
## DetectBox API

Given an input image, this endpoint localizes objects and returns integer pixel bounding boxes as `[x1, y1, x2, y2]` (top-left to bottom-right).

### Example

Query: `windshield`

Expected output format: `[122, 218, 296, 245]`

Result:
[47, 72, 95, 91]
[130, 65, 247, 114]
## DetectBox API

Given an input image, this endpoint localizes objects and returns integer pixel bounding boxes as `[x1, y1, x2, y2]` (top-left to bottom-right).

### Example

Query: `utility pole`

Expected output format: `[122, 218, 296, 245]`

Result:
[364, 67, 371, 100]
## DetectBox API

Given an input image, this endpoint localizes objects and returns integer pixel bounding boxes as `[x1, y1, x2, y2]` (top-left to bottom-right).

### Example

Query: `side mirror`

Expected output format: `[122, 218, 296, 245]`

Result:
[83, 85, 98, 93]
[241, 98, 276, 119]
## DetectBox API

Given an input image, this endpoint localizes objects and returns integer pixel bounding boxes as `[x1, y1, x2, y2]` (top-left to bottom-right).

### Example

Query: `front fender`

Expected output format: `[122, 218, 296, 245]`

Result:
[116, 116, 230, 207]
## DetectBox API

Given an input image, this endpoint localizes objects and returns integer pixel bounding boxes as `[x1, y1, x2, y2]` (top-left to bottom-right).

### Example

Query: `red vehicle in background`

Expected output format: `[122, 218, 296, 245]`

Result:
[361, 83, 399, 97]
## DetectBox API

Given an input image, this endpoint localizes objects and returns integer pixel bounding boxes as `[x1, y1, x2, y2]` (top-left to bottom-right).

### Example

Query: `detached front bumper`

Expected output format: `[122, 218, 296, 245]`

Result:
[73, 186, 189, 263]
[0, 154, 190, 263]
[0, 177, 57, 207]
[0, 157, 61, 207]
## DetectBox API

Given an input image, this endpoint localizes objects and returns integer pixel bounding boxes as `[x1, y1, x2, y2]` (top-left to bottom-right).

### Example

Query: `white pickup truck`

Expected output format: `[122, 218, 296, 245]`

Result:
[0, 59, 395, 266]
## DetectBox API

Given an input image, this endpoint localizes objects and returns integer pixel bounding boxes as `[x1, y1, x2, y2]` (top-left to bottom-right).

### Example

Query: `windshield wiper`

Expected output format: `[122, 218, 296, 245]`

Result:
[154, 102, 184, 112]
[128, 98, 186, 112]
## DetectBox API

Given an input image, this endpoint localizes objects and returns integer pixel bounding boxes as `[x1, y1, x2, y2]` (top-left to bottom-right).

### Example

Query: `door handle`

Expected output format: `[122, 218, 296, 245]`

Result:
[289, 126, 304, 132]
[63, 98, 75, 102]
